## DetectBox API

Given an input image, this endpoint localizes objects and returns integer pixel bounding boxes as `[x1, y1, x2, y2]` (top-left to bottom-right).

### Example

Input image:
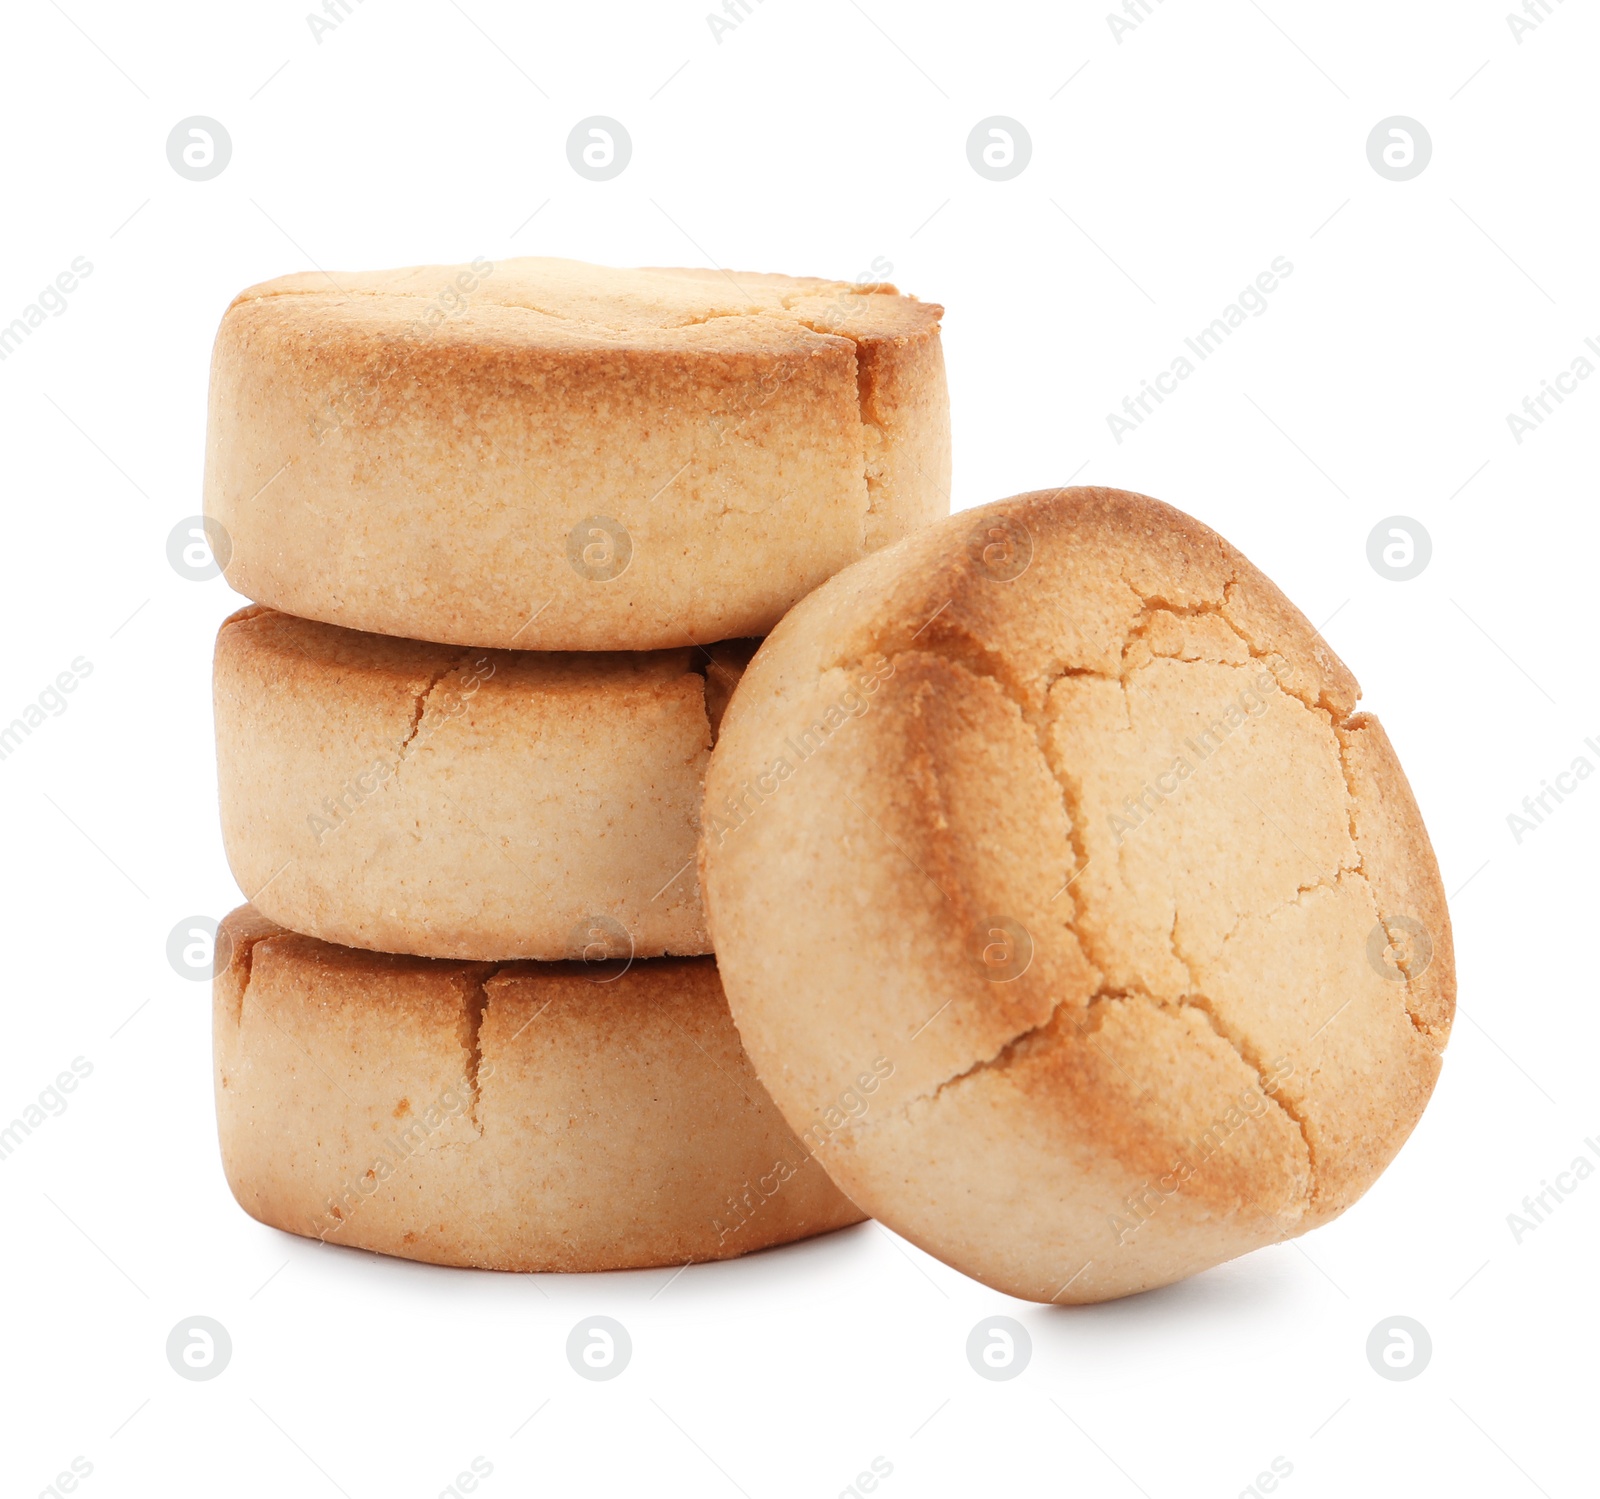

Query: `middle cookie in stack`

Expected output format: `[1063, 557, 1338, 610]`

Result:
[205, 255, 951, 1271]
[215, 607, 754, 960]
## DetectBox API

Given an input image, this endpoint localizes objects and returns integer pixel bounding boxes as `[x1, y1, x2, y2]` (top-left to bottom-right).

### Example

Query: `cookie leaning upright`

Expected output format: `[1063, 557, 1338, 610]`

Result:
[700, 486, 1455, 1303]
[204, 257, 949, 651]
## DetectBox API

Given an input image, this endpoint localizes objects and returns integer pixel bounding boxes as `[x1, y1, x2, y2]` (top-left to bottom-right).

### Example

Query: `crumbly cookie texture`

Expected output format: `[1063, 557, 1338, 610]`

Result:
[214, 605, 756, 960]
[701, 486, 1453, 1303]
[213, 906, 865, 1271]
[204, 257, 949, 650]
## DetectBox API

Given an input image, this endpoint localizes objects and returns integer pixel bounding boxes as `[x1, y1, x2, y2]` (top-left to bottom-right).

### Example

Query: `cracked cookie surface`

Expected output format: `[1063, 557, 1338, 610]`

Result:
[700, 486, 1453, 1302]
[213, 905, 865, 1271]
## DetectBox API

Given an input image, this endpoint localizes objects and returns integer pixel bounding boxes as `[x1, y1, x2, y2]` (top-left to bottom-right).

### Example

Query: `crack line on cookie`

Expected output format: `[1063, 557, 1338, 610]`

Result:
[866, 601, 1334, 1184]
[868, 983, 1314, 1228]
[1165, 917, 1317, 1202]
[1334, 721, 1435, 1038]
[396, 653, 481, 765]
[454, 965, 507, 1136]
[224, 928, 271, 1030]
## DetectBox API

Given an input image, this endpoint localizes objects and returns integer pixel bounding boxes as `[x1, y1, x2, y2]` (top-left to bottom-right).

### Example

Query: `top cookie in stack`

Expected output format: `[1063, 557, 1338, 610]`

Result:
[204, 256, 950, 651]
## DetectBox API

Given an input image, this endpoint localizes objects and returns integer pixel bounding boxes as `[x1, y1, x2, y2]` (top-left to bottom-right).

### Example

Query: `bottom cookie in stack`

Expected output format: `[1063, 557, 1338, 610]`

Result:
[213, 905, 864, 1271]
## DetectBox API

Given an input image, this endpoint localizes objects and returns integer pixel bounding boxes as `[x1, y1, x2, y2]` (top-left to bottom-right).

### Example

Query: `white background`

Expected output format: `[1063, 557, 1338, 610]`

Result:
[1, 1, 1595, 1495]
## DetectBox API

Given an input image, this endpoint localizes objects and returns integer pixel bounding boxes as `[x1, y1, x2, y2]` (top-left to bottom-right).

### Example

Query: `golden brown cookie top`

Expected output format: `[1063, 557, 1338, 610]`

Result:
[726, 486, 1359, 726]
[227, 255, 942, 355]
[217, 603, 701, 695]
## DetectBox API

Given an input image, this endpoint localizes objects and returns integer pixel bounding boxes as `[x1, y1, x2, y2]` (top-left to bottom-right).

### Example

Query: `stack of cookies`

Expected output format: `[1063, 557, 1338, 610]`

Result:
[203, 257, 950, 1271]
